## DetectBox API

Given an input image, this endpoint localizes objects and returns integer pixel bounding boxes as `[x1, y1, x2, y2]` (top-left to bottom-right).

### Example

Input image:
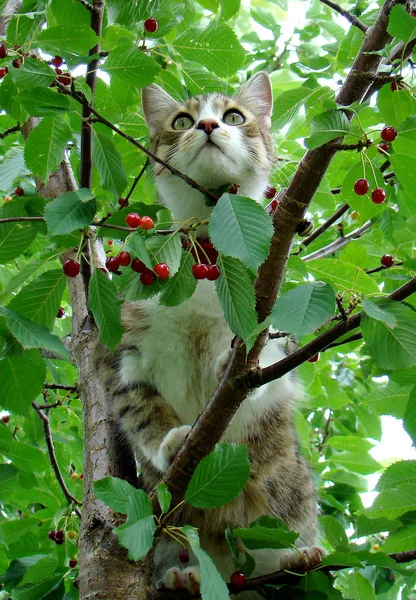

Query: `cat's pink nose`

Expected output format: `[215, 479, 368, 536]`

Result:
[196, 119, 219, 135]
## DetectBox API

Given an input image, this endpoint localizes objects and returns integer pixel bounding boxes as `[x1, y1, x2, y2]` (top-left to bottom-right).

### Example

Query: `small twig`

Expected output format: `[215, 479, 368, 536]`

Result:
[302, 221, 372, 262]
[328, 140, 372, 151]
[269, 331, 289, 340]
[335, 294, 348, 321]
[0, 124, 21, 138]
[318, 410, 333, 452]
[366, 260, 403, 274]
[76, 0, 99, 13]
[44, 383, 78, 391]
[301, 203, 349, 249]
[32, 402, 82, 517]
[319, 0, 368, 32]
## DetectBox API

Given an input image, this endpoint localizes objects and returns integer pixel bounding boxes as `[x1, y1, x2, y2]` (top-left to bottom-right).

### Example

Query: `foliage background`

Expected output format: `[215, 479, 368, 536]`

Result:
[0, 0, 416, 598]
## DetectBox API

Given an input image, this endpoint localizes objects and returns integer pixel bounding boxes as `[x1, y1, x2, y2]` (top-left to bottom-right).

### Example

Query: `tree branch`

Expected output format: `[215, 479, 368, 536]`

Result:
[301, 203, 350, 249]
[0, 124, 21, 138]
[319, 0, 368, 33]
[32, 401, 82, 516]
[302, 221, 372, 261]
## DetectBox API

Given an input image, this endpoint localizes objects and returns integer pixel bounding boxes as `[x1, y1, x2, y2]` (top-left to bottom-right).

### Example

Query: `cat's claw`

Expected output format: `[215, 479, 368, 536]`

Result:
[280, 546, 326, 571]
[161, 566, 201, 594]
[153, 425, 192, 471]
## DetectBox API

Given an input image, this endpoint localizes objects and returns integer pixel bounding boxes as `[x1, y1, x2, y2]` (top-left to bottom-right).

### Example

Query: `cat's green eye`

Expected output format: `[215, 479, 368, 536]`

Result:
[172, 114, 194, 130]
[223, 110, 245, 126]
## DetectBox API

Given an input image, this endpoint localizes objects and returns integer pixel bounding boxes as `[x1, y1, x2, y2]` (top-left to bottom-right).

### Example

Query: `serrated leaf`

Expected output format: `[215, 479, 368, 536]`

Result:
[382, 522, 416, 553]
[147, 232, 182, 277]
[387, 5, 416, 45]
[390, 155, 416, 198]
[185, 444, 250, 508]
[233, 516, 299, 550]
[19, 555, 58, 586]
[44, 188, 96, 236]
[326, 436, 374, 453]
[19, 87, 72, 116]
[183, 525, 230, 600]
[322, 552, 364, 568]
[0, 306, 67, 358]
[103, 45, 160, 90]
[320, 516, 349, 550]
[0, 350, 45, 416]
[220, 0, 240, 20]
[0, 204, 36, 263]
[376, 460, 416, 493]
[362, 298, 397, 328]
[0, 428, 49, 472]
[305, 258, 379, 295]
[215, 255, 257, 345]
[364, 381, 409, 419]
[0, 464, 18, 485]
[37, 25, 100, 54]
[9, 57, 56, 89]
[377, 84, 415, 127]
[362, 302, 416, 371]
[94, 476, 140, 513]
[209, 194, 273, 273]
[173, 24, 245, 77]
[354, 515, 402, 538]
[272, 87, 312, 130]
[8, 270, 66, 329]
[88, 269, 124, 352]
[366, 483, 416, 519]
[305, 109, 350, 150]
[13, 575, 64, 600]
[92, 130, 127, 200]
[24, 115, 72, 182]
[328, 451, 381, 476]
[403, 385, 416, 445]
[159, 250, 197, 307]
[114, 492, 155, 561]
[157, 483, 172, 514]
[270, 281, 335, 338]
[347, 572, 375, 600]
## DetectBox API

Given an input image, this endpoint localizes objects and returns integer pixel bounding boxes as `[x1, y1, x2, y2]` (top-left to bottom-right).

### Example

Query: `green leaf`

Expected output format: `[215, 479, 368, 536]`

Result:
[233, 516, 299, 550]
[173, 24, 245, 78]
[0, 428, 49, 472]
[382, 522, 416, 553]
[362, 298, 397, 328]
[387, 5, 416, 45]
[340, 160, 387, 222]
[361, 301, 416, 371]
[0, 203, 36, 264]
[366, 483, 416, 519]
[126, 231, 152, 268]
[19, 555, 58, 586]
[92, 130, 128, 200]
[376, 460, 416, 492]
[403, 386, 416, 445]
[146, 232, 183, 277]
[103, 45, 160, 90]
[364, 381, 409, 419]
[183, 525, 230, 600]
[326, 436, 374, 453]
[157, 483, 172, 514]
[94, 476, 140, 513]
[209, 194, 273, 273]
[270, 281, 335, 338]
[390, 155, 416, 198]
[354, 515, 402, 538]
[13, 575, 64, 600]
[114, 492, 155, 561]
[0, 350, 45, 415]
[19, 88, 72, 116]
[44, 188, 96, 236]
[0, 306, 68, 358]
[377, 84, 416, 127]
[306, 258, 379, 295]
[215, 255, 257, 345]
[24, 115, 72, 182]
[272, 87, 312, 130]
[37, 24, 100, 54]
[305, 109, 350, 150]
[185, 443, 250, 508]
[88, 269, 124, 352]
[220, 0, 240, 20]
[9, 57, 56, 89]
[347, 572, 376, 600]
[159, 250, 197, 307]
[8, 270, 66, 330]
[320, 516, 349, 551]
[322, 552, 364, 568]
[328, 451, 381, 476]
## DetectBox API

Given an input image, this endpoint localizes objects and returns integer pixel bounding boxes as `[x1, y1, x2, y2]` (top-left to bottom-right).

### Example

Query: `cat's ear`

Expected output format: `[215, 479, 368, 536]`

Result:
[142, 84, 178, 135]
[236, 72, 273, 126]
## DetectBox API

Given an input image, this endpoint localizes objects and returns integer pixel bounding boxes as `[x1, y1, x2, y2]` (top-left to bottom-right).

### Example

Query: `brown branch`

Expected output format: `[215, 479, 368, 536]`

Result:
[301, 203, 350, 249]
[0, 124, 21, 138]
[32, 401, 82, 516]
[44, 383, 78, 391]
[76, 0, 98, 12]
[366, 260, 403, 274]
[328, 140, 372, 150]
[319, 0, 368, 32]
[302, 221, 372, 262]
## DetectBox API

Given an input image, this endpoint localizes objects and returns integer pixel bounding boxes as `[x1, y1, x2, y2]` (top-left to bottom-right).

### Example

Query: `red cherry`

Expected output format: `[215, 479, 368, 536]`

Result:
[378, 142, 389, 154]
[51, 55, 63, 68]
[2, 415, 10, 423]
[48, 530, 57, 541]
[131, 258, 146, 273]
[79, 474, 84, 479]
[140, 216, 154, 231]
[353, 179, 369, 196]
[144, 17, 158, 33]
[0, 67, 8, 78]
[57, 307, 65, 318]
[271, 199, 278, 211]
[106, 257, 120, 272]
[140, 269, 156, 286]
[14, 187, 24, 196]
[0, 44, 8, 59]
[107, 240, 113, 245]
[391, 81, 405, 91]
[69, 559, 78, 568]
[308, 353, 320, 363]
[264, 186, 276, 199]
[63, 259, 80, 277]
[154, 263, 170, 279]
[371, 188, 386, 204]
[381, 126, 397, 142]
[12, 58, 21, 69]
[381, 254, 394, 268]
[57, 73, 71, 86]
[230, 571, 246, 588]
[55, 529, 64, 540]
[412, 11, 416, 17]
[206, 264, 220, 281]
[55, 68, 63, 75]
[117, 251, 131, 266]
[126, 213, 141, 228]
[118, 197, 129, 207]
[192, 264, 209, 280]
[178, 548, 189, 563]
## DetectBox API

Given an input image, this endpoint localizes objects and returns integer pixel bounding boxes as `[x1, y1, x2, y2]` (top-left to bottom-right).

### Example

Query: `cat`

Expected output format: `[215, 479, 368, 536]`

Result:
[95, 72, 322, 598]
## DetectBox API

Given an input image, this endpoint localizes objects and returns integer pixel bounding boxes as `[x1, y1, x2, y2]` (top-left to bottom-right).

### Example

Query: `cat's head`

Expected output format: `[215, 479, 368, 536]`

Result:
[142, 73, 273, 220]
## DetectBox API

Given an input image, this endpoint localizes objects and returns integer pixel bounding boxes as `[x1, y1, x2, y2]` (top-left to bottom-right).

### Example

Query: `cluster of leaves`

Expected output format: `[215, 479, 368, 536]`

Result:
[0, 0, 416, 598]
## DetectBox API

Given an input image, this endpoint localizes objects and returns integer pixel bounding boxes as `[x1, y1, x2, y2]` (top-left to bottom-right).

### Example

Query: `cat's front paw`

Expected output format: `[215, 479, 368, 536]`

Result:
[215, 348, 232, 382]
[280, 545, 326, 571]
[160, 566, 201, 595]
[153, 425, 192, 471]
